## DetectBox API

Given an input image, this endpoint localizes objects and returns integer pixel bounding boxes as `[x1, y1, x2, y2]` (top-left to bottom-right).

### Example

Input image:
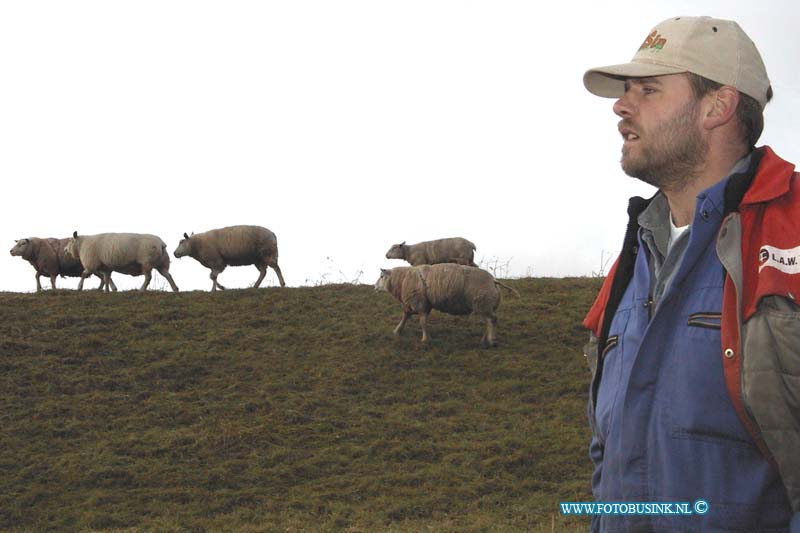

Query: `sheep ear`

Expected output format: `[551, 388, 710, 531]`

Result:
[183, 233, 189, 240]
[73, 231, 78, 238]
[400, 241, 406, 247]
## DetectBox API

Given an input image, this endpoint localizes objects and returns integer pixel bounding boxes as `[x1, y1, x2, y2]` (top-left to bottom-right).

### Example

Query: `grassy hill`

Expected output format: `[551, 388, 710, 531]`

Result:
[0, 277, 602, 531]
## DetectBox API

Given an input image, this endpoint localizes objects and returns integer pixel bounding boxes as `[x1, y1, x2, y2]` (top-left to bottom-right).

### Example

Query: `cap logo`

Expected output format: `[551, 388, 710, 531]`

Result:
[638, 30, 667, 51]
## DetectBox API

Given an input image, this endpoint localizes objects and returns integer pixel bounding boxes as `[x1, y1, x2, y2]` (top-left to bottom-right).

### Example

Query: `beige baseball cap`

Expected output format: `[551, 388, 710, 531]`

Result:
[583, 16, 771, 108]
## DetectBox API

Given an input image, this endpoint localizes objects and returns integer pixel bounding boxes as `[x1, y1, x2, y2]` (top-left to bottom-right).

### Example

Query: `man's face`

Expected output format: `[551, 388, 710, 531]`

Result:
[613, 73, 707, 190]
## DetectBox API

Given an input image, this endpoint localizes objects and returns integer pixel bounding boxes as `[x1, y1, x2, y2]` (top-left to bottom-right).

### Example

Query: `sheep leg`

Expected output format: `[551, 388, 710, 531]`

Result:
[157, 266, 179, 292]
[210, 271, 226, 291]
[482, 314, 498, 348]
[393, 310, 411, 336]
[253, 265, 267, 288]
[77, 270, 92, 291]
[269, 261, 286, 287]
[35, 273, 43, 292]
[49, 274, 57, 290]
[140, 268, 152, 291]
[419, 312, 431, 344]
[94, 273, 106, 291]
[104, 273, 118, 292]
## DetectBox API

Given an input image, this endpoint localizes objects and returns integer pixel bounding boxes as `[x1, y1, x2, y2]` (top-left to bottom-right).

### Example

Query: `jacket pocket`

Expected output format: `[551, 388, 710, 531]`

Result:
[601, 335, 619, 357]
[595, 325, 627, 445]
[584, 335, 619, 379]
[741, 295, 800, 512]
[745, 296, 800, 376]
[667, 304, 754, 446]
[687, 311, 721, 330]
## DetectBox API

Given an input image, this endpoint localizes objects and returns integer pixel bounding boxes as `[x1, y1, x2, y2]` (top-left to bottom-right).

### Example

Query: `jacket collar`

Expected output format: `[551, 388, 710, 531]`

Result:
[739, 146, 796, 207]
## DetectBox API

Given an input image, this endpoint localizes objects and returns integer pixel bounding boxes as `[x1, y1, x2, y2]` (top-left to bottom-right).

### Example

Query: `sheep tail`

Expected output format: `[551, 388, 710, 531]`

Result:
[494, 280, 520, 298]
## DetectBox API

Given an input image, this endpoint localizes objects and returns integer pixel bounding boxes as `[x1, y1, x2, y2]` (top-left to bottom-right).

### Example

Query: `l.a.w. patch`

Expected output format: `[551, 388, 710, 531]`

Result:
[758, 244, 800, 274]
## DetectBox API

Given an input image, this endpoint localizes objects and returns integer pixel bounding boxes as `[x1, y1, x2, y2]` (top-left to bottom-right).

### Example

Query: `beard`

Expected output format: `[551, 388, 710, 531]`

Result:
[620, 101, 708, 191]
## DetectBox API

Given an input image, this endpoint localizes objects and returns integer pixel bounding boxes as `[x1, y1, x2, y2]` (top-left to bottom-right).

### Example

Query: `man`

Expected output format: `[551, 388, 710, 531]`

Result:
[582, 16, 799, 531]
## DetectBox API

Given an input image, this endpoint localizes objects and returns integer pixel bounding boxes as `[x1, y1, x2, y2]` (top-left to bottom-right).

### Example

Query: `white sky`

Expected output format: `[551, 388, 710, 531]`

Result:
[3, 1, 799, 292]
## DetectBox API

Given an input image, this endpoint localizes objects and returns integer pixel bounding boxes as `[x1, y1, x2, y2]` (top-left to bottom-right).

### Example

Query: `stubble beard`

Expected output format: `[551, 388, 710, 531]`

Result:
[620, 101, 708, 192]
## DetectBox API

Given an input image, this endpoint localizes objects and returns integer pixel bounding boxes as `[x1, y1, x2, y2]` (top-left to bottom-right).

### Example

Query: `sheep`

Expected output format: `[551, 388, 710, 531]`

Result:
[374, 264, 519, 347]
[385, 237, 477, 267]
[173, 225, 286, 291]
[65, 231, 179, 292]
[10, 237, 113, 291]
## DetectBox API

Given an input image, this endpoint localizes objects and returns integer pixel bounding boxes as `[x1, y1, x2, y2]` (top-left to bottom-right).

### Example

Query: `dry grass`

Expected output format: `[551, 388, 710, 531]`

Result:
[0, 277, 601, 531]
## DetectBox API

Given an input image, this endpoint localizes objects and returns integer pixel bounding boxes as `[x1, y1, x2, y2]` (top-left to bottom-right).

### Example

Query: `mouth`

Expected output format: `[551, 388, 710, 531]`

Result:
[619, 125, 640, 143]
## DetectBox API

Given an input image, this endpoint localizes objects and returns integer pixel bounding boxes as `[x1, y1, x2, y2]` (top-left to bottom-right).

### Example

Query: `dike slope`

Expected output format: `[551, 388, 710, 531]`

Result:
[0, 278, 601, 531]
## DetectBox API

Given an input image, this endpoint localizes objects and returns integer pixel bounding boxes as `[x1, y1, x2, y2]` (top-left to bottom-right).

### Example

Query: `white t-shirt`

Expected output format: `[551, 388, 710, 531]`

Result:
[668, 215, 690, 254]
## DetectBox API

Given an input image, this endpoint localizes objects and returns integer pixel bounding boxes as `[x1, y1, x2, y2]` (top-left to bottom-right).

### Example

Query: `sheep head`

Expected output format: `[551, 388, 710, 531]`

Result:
[10, 238, 30, 256]
[64, 232, 79, 258]
[374, 268, 392, 292]
[173, 233, 193, 258]
[385, 242, 406, 260]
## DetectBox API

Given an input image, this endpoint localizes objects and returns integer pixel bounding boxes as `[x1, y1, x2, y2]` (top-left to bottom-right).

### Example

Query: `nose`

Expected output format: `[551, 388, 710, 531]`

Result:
[613, 93, 633, 119]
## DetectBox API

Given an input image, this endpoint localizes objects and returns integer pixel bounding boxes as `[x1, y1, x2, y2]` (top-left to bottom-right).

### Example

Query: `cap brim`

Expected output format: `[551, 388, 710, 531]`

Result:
[583, 61, 687, 98]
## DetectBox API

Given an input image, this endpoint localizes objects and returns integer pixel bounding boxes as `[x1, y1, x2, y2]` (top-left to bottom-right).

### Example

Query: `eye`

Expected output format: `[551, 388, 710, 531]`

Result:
[642, 86, 656, 95]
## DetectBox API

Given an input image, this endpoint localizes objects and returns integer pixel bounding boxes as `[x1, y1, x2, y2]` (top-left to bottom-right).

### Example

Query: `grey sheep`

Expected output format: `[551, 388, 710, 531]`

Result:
[173, 225, 286, 291]
[10, 237, 112, 291]
[385, 237, 477, 267]
[65, 232, 179, 292]
[374, 264, 519, 347]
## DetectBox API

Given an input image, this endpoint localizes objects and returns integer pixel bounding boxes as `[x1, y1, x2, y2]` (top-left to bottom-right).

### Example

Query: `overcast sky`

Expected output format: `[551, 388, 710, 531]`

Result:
[3, 1, 799, 292]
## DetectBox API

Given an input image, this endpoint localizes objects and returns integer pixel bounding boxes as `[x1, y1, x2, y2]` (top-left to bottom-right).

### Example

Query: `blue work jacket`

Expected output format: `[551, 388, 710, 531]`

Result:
[589, 177, 793, 531]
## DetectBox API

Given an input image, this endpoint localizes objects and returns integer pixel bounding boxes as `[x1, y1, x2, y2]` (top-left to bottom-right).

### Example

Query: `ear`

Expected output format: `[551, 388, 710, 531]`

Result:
[73, 231, 78, 238]
[400, 241, 406, 247]
[183, 233, 189, 239]
[702, 86, 739, 130]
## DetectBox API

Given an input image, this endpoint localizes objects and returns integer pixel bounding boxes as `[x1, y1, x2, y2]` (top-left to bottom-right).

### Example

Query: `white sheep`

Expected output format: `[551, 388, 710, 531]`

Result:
[385, 237, 477, 266]
[65, 231, 179, 292]
[375, 264, 519, 347]
[10, 237, 112, 291]
[173, 225, 286, 291]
